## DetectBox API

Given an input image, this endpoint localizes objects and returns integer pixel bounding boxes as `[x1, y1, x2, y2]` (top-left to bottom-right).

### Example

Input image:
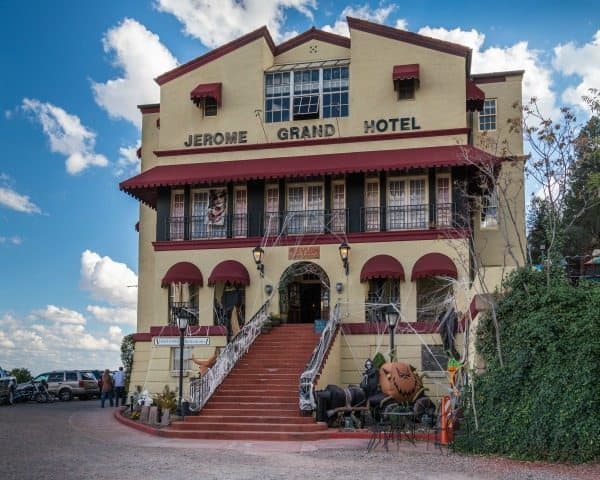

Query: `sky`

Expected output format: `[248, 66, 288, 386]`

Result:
[0, 1, 598, 375]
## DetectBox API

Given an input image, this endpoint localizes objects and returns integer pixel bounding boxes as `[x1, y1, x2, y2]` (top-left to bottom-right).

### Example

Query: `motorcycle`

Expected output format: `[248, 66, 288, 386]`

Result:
[14, 379, 55, 403]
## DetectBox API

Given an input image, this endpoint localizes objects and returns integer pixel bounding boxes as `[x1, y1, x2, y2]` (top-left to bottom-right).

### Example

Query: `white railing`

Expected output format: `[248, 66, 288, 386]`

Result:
[189, 300, 270, 411]
[299, 303, 341, 412]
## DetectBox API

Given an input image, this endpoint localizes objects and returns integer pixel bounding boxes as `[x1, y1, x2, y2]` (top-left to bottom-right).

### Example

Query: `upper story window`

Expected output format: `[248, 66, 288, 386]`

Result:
[264, 62, 349, 123]
[264, 184, 280, 236]
[436, 175, 452, 227]
[479, 98, 497, 131]
[286, 182, 324, 234]
[364, 178, 380, 232]
[202, 97, 218, 117]
[481, 190, 499, 229]
[393, 64, 419, 101]
[396, 79, 416, 100]
[387, 176, 428, 230]
[170, 190, 185, 240]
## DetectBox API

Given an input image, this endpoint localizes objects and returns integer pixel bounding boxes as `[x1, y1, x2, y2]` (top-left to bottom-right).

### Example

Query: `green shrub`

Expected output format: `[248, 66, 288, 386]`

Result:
[153, 385, 178, 414]
[454, 268, 600, 463]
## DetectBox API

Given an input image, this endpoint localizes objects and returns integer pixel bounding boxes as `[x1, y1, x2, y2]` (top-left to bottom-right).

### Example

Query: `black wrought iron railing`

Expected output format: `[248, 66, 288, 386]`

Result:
[169, 302, 200, 326]
[361, 203, 455, 231]
[167, 214, 248, 241]
[266, 209, 348, 236]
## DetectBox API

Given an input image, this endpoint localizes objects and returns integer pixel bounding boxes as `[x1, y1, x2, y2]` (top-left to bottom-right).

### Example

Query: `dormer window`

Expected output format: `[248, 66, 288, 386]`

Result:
[190, 82, 221, 117]
[393, 64, 419, 100]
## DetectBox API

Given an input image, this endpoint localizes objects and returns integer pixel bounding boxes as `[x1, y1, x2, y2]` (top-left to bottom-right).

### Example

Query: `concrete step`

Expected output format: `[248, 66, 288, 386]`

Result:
[183, 414, 315, 424]
[170, 421, 326, 432]
[159, 428, 329, 441]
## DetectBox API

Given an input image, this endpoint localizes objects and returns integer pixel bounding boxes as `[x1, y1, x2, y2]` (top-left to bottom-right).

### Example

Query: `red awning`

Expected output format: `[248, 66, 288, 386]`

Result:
[393, 64, 419, 81]
[208, 260, 250, 286]
[466, 80, 485, 112]
[360, 255, 405, 282]
[120, 145, 499, 208]
[411, 253, 458, 281]
[190, 82, 222, 106]
[161, 262, 204, 287]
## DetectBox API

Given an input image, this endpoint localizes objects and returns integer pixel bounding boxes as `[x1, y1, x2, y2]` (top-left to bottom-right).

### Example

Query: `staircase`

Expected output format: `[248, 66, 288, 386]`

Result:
[163, 323, 329, 440]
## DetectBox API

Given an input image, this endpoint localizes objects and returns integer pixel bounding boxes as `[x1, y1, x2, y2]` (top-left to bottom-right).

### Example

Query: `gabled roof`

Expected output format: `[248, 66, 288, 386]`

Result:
[155, 18, 475, 87]
[346, 16, 472, 72]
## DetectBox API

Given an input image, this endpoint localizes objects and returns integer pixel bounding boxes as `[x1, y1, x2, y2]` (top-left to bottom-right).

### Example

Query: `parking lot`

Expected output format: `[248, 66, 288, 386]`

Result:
[0, 400, 596, 480]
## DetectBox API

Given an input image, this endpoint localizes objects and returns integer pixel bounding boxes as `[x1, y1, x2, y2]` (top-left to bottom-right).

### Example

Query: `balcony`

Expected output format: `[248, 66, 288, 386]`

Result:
[162, 204, 462, 242]
[169, 302, 200, 326]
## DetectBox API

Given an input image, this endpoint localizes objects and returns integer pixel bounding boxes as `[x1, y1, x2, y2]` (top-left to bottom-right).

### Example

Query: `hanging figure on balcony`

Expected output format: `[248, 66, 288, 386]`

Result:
[221, 281, 244, 341]
[207, 189, 227, 226]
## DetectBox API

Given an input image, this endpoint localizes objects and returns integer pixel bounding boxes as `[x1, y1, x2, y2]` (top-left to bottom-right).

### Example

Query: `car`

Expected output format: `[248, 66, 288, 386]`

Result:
[32, 370, 100, 401]
[0, 366, 17, 405]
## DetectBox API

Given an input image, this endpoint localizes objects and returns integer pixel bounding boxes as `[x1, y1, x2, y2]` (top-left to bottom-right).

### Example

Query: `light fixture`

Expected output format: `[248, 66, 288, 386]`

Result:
[385, 305, 400, 362]
[264, 284, 273, 296]
[338, 242, 350, 276]
[335, 282, 343, 293]
[252, 246, 264, 277]
[175, 314, 189, 418]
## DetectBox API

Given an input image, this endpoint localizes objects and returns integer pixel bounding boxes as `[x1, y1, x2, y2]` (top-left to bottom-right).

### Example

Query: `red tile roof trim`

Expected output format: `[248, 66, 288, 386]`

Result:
[121, 145, 499, 207]
[154, 128, 470, 157]
[347, 17, 471, 58]
[275, 27, 350, 54]
[155, 26, 276, 86]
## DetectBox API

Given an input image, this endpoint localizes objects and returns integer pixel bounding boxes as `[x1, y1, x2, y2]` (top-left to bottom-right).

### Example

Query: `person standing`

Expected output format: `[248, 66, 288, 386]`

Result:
[113, 366, 126, 407]
[100, 369, 114, 408]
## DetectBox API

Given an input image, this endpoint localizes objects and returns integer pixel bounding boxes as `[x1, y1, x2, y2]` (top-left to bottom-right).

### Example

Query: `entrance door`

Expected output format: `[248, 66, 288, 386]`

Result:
[300, 284, 321, 323]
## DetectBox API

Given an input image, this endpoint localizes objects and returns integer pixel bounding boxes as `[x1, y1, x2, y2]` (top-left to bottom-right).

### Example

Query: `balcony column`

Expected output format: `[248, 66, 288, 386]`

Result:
[428, 169, 436, 228]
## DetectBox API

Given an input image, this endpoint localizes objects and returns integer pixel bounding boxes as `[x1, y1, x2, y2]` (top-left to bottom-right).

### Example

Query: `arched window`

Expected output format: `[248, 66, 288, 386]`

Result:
[365, 278, 400, 322]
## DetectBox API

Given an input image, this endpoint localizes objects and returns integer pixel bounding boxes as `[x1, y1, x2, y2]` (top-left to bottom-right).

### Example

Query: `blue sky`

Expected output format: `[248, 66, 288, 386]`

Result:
[0, 1, 598, 375]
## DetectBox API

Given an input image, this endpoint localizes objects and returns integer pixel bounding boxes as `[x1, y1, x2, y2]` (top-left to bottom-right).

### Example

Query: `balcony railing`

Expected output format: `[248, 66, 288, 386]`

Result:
[361, 203, 455, 231]
[169, 302, 199, 326]
[163, 204, 460, 241]
[167, 214, 248, 241]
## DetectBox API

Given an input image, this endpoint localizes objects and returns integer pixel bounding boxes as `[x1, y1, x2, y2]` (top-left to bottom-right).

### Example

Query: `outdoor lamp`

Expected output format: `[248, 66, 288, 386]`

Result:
[252, 246, 264, 277]
[175, 314, 188, 417]
[385, 305, 400, 362]
[264, 284, 273, 296]
[338, 242, 350, 276]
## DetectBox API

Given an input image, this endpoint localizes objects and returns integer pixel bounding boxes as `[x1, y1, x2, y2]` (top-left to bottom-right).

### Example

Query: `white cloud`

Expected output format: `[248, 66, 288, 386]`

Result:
[108, 326, 123, 342]
[417, 27, 557, 118]
[87, 305, 137, 327]
[322, 4, 402, 37]
[80, 250, 138, 307]
[30, 305, 87, 325]
[21, 98, 108, 175]
[92, 18, 178, 129]
[115, 143, 141, 177]
[156, 0, 317, 47]
[553, 31, 600, 111]
[0, 174, 41, 214]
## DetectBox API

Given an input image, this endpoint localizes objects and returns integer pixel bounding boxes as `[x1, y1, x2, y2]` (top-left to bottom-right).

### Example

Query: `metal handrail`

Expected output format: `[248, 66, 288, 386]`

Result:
[189, 300, 270, 411]
[299, 303, 341, 412]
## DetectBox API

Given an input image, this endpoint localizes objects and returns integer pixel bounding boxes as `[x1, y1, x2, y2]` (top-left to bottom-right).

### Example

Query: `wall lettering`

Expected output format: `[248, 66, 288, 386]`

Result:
[184, 131, 247, 147]
[364, 117, 421, 134]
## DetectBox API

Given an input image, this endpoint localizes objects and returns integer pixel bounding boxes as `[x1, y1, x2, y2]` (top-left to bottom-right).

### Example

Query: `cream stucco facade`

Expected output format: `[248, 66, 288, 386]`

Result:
[122, 18, 525, 403]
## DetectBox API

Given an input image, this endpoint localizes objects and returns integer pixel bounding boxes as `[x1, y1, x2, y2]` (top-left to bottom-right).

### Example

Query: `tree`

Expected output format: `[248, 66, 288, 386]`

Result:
[120, 334, 135, 391]
[10, 367, 32, 383]
[527, 197, 553, 264]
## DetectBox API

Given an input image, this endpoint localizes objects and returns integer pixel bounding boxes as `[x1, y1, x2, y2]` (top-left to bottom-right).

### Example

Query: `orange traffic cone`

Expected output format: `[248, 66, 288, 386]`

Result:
[439, 395, 454, 445]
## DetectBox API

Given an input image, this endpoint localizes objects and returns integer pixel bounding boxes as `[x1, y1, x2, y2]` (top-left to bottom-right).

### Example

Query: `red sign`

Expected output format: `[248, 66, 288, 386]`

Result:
[288, 246, 320, 260]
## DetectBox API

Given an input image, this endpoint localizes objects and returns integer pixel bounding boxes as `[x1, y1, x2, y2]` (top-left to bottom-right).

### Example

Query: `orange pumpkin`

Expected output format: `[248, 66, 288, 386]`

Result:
[378, 362, 423, 403]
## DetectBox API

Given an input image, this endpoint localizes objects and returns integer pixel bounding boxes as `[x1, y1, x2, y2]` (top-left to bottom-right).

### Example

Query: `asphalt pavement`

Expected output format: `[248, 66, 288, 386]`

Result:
[0, 400, 596, 480]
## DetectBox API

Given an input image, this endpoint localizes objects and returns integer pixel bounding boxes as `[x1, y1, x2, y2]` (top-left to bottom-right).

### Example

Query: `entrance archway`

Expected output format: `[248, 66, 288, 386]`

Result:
[278, 262, 330, 324]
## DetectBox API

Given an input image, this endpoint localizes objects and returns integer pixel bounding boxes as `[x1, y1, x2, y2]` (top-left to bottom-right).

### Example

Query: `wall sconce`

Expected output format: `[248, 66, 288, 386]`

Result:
[252, 246, 264, 277]
[264, 284, 273, 296]
[335, 282, 344, 293]
[338, 242, 350, 276]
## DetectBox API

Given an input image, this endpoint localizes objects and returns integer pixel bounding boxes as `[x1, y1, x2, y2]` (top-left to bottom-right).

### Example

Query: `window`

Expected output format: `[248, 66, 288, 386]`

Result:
[421, 345, 449, 371]
[416, 277, 453, 322]
[170, 190, 185, 240]
[479, 98, 497, 131]
[286, 183, 324, 234]
[170, 347, 192, 374]
[65, 371, 77, 382]
[190, 188, 227, 239]
[436, 175, 452, 227]
[233, 187, 247, 237]
[331, 181, 346, 233]
[264, 184, 279, 236]
[264, 65, 349, 123]
[396, 79, 416, 100]
[481, 190, 499, 228]
[265, 72, 290, 123]
[202, 97, 218, 117]
[365, 278, 400, 322]
[168, 283, 199, 326]
[47, 372, 64, 383]
[387, 177, 428, 230]
[364, 179, 380, 231]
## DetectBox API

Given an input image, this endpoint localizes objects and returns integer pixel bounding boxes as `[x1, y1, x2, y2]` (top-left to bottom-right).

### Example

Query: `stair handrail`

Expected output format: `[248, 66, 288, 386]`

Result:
[299, 303, 341, 412]
[189, 300, 270, 411]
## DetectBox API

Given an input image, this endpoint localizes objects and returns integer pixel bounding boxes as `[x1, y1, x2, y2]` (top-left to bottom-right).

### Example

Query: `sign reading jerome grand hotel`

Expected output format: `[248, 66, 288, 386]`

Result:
[183, 117, 420, 147]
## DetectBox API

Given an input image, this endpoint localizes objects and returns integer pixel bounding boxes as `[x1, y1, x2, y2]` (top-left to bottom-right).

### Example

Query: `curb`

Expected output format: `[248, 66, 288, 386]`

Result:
[113, 407, 166, 436]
